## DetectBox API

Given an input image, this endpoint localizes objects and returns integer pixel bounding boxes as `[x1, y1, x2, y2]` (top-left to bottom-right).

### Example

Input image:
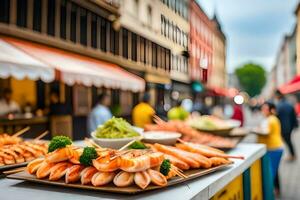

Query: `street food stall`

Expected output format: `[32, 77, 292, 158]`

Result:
[0, 37, 145, 138]
[0, 116, 273, 200]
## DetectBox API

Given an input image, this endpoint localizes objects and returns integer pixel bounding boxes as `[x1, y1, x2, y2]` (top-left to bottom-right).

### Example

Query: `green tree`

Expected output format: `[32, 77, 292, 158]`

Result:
[235, 63, 266, 97]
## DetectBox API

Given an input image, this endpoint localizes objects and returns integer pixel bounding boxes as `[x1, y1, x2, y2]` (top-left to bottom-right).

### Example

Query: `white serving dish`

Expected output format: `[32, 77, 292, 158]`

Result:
[91, 127, 143, 149]
[142, 131, 182, 145]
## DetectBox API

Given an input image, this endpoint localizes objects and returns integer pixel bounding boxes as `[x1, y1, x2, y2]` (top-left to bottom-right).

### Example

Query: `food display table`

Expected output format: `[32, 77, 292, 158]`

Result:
[0, 143, 271, 200]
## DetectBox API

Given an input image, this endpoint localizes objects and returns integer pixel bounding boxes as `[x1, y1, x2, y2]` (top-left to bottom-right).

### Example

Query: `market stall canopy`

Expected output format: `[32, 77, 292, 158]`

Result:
[0, 38, 55, 82]
[4, 37, 145, 92]
[206, 87, 239, 98]
[206, 86, 228, 97]
[279, 75, 300, 94]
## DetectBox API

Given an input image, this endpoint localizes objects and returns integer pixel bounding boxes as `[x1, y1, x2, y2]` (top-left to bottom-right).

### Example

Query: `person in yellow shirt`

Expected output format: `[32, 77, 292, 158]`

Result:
[132, 93, 155, 128]
[258, 102, 283, 196]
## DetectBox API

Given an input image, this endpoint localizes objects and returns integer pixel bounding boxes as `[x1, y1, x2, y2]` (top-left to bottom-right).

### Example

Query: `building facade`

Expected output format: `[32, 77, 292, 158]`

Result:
[208, 15, 226, 89]
[189, 0, 213, 84]
[119, 0, 190, 106]
[274, 30, 297, 88]
[0, 0, 174, 137]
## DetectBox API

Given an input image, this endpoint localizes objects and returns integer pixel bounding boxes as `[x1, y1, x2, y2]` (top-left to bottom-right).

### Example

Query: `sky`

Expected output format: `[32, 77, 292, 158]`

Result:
[197, 0, 299, 73]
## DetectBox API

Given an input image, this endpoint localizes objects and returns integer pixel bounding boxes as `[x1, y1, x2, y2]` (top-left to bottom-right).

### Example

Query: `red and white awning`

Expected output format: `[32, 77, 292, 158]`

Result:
[4, 37, 145, 92]
[0, 38, 55, 82]
[279, 75, 300, 94]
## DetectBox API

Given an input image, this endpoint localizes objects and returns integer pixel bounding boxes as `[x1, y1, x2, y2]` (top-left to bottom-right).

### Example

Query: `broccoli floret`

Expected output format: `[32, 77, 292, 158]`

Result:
[48, 136, 72, 153]
[128, 141, 147, 149]
[79, 147, 98, 166]
[160, 159, 171, 176]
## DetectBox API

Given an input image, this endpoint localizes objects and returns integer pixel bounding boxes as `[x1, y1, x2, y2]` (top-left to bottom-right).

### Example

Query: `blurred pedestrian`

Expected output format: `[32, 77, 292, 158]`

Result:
[167, 100, 189, 121]
[132, 93, 155, 128]
[0, 88, 20, 116]
[275, 90, 298, 161]
[231, 103, 244, 127]
[258, 102, 283, 196]
[49, 91, 68, 116]
[87, 93, 112, 133]
[192, 96, 210, 115]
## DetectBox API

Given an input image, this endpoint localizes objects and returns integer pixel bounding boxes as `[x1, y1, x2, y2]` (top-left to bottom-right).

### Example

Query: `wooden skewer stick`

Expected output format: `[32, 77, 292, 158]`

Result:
[12, 126, 30, 137]
[34, 130, 49, 141]
[171, 164, 188, 179]
[3, 167, 26, 175]
[118, 136, 143, 151]
[109, 136, 145, 161]
[84, 138, 103, 149]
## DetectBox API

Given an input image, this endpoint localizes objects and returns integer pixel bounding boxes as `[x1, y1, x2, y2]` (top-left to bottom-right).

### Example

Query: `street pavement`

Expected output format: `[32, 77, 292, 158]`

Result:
[279, 129, 300, 200]
[243, 107, 300, 200]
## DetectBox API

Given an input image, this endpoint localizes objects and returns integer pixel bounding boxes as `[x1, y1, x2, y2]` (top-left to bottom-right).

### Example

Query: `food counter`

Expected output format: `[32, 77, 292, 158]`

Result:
[0, 116, 49, 138]
[0, 143, 272, 200]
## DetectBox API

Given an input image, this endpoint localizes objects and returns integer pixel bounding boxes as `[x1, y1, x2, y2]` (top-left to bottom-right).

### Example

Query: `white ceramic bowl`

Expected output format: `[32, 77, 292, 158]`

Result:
[91, 127, 143, 149]
[142, 131, 182, 145]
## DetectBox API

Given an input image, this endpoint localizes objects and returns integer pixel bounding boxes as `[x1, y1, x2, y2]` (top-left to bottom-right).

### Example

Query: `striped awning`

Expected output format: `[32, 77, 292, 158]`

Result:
[0, 38, 55, 82]
[4, 37, 145, 92]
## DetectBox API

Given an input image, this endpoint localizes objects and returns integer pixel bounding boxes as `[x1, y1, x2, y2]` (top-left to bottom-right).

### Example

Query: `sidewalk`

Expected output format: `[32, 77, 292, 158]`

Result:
[243, 108, 300, 200]
[279, 129, 300, 200]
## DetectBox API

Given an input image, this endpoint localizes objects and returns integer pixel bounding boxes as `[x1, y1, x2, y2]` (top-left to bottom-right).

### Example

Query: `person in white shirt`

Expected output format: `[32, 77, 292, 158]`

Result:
[87, 93, 112, 133]
[0, 88, 20, 116]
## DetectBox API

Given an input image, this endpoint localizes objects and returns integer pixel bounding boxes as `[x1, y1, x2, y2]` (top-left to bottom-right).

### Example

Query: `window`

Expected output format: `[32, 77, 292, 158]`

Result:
[47, 0, 56, 36]
[131, 33, 137, 61]
[122, 29, 128, 59]
[134, 0, 139, 16]
[91, 14, 97, 48]
[100, 17, 107, 51]
[157, 46, 161, 68]
[161, 48, 166, 70]
[146, 40, 151, 64]
[147, 5, 152, 26]
[70, 4, 77, 42]
[17, 0, 27, 27]
[140, 37, 145, 64]
[0, 0, 10, 23]
[152, 43, 157, 67]
[60, 0, 67, 38]
[110, 25, 119, 55]
[80, 8, 87, 45]
[161, 15, 164, 35]
[166, 50, 170, 71]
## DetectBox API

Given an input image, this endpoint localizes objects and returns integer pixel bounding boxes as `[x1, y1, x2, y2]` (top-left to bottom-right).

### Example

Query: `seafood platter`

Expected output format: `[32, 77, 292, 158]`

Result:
[0, 127, 48, 171]
[6, 117, 244, 194]
[145, 116, 240, 150]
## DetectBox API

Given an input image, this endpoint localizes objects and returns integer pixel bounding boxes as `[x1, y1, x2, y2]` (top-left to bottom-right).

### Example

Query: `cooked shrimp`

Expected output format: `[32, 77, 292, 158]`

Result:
[164, 154, 190, 170]
[92, 151, 120, 172]
[46, 146, 74, 163]
[65, 165, 85, 183]
[49, 162, 72, 181]
[113, 171, 134, 187]
[18, 144, 43, 158]
[0, 152, 15, 165]
[148, 152, 164, 168]
[36, 161, 56, 179]
[134, 171, 151, 189]
[0, 157, 4, 166]
[209, 157, 232, 166]
[27, 158, 44, 174]
[120, 151, 151, 172]
[176, 143, 244, 159]
[80, 166, 98, 185]
[91, 172, 115, 187]
[147, 169, 167, 187]
[23, 152, 34, 162]
[69, 148, 83, 164]
[154, 143, 210, 168]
